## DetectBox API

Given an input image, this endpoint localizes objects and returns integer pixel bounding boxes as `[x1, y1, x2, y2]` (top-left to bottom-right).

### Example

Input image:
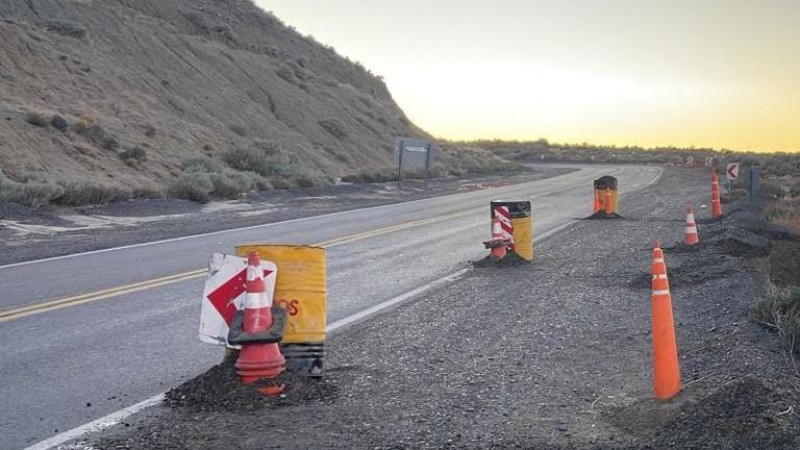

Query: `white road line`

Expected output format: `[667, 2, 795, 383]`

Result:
[21, 394, 164, 450]
[23, 215, 579, 450]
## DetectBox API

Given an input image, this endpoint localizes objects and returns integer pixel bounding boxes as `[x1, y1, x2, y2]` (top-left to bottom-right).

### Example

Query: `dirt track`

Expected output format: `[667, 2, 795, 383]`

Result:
[88, 168, 800, 450]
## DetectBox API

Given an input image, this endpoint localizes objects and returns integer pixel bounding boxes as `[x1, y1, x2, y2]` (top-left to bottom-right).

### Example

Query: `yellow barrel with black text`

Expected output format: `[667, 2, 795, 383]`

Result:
[235, 244, 326, 376]
[594, 176, 618, 213]
[490, 200, 533, 261]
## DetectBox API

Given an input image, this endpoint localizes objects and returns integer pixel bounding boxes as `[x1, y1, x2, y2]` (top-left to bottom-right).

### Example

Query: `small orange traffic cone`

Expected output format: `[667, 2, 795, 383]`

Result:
[483, 217, 510, 261]
[710, 172, 722, 219]
[604, 188, 613, 215]
[235, 251, 285, 396]
[651, 241, 681, 401]
[592, 190, 601, 214]
[683, 205, 699, 245]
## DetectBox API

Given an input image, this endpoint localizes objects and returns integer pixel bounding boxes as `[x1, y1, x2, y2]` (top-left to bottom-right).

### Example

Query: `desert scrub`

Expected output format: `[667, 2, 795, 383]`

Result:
[168, 172, 214, 203]
[25, 112, 49, 128]
[0, 173, 64, 208]
[46, 20, 87, 38]
[318, 119, 348, 140]
[119, 147, 147, 167]
[765, 198, 800, 235]
[182, 157, 225, 174]
[54, 181, 133, 206]
[751, 284, 800, 357]
[50, 115, 68, 131]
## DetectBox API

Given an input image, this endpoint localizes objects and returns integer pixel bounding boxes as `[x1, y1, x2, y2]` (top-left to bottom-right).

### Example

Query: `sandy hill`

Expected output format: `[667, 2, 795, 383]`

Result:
[0, 0, 512, 205]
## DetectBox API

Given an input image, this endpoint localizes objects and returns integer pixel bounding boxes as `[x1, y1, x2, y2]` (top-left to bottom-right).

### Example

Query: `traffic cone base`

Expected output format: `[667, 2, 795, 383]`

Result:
[484, 216, 510, 260]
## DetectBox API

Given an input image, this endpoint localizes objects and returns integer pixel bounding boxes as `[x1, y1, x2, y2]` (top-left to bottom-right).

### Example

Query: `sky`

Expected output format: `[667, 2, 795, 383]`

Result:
[258, 0, 799, 152]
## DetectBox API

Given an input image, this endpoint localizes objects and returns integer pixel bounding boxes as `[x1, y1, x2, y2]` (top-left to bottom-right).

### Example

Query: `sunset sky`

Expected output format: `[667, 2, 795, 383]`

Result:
[259, 0, 799, 152]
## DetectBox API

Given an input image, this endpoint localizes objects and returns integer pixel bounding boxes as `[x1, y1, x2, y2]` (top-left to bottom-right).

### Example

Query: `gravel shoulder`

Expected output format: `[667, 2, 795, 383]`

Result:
[0, 167, 571, 265]
[87, 168, 800, 450]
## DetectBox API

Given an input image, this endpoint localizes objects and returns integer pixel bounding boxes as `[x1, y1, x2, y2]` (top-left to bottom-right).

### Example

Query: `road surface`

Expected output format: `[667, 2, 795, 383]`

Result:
[0, 164, 661, 449]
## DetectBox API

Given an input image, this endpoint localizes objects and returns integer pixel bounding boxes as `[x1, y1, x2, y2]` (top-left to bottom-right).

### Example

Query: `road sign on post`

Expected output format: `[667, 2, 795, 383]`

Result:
[726, 163, 740, 180]
[395, 137, 436, 192]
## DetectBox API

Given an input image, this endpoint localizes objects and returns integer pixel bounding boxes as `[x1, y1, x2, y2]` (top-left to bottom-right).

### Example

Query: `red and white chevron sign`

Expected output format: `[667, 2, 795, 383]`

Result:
[494, 206, 515, 249]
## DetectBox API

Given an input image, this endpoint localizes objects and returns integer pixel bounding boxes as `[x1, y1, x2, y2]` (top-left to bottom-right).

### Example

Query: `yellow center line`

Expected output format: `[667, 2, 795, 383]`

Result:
[2, 168, 626, 324]
[0, 207, 483, 323]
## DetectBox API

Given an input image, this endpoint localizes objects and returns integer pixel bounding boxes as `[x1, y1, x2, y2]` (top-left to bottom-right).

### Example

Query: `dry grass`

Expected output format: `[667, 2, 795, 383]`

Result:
[765, 198, 800, 235]
[751, 283, 800, 369]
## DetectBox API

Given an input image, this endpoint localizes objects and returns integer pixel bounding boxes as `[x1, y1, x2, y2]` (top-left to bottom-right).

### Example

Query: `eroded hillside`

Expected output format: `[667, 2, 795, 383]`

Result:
[0, 0, 511, 204]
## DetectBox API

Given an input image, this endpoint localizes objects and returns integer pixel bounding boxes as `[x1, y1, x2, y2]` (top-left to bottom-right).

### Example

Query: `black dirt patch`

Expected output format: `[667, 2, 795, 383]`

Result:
[584, 211, 625, 220]
[472, 250, 530, 268]
[0, 203, 78, 227]
[627, 254, 743, 290]
[165, 351, 338, 412]
[605, 376, 799, 450]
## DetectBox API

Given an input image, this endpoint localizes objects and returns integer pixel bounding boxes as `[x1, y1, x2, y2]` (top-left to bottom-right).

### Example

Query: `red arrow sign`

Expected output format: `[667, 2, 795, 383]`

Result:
[726, 163, 739, 180]
[206, 268, 273, 324]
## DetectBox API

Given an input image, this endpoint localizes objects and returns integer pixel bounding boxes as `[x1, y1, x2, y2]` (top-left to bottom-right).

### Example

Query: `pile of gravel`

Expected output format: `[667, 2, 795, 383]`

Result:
[472, 251, 531, 268]
[165, 351, 337, 412]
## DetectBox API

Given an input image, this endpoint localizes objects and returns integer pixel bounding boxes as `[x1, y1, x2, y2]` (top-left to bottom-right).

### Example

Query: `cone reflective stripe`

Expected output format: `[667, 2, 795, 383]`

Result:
[235, 251, 285, 395]
[683, 205, 699, 245]
[592, 190, 601, 214]
[604, 188, 613, 215]
[651, 242, 681, 401]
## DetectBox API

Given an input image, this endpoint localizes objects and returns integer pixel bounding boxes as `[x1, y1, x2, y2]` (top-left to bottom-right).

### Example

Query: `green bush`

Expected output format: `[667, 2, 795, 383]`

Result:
[0, 174, 64, 207]
[119, 147, 147, 165]
[222, 147, 269, 175]
[182, 157, 225, 174]
[318, 119, 348, 140]
[55, 181, 133, 206]
[168, 172, 214, 203]
[208, 169, 262, 199]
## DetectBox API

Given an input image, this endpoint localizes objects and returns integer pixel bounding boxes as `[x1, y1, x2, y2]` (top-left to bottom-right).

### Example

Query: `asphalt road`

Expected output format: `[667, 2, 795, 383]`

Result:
[0, 164, 661, 450]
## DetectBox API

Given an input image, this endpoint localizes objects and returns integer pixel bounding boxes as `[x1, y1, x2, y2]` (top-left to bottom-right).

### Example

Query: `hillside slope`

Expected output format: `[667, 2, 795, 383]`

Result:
[1, 0, 503, 204]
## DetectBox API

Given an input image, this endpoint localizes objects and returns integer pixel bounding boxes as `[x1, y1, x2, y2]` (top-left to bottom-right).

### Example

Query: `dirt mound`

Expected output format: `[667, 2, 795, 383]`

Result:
[472, 251, 531, 268]
[605, 376, 799, 450]
[705, 225, 772, 258]
[628, 253, 744, 290]
[770, 240, 800, 287]
[165, 351, 338, 412]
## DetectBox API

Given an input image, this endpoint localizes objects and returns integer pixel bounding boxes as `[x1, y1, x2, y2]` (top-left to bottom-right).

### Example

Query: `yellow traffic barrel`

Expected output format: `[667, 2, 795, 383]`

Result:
[594, 176, 619, 214]
[235, 244, 326, 376]
[490, 200, 533, 261]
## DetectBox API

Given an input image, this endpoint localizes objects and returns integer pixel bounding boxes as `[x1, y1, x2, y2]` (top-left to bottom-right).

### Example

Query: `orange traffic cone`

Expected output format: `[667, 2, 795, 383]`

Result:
[604, 188, 613, 215]
[592, 190, 600, 214]
[483, 217, 510, 261]
[651, 242, 681, 400]
[683, 205, 699, 245]
[710, 172, 722, 219]
[235, 251, 285, 396]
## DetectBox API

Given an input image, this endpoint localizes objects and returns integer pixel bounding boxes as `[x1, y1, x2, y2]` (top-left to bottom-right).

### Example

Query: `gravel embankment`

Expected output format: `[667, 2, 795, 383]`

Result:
[89, 168, 800, 450]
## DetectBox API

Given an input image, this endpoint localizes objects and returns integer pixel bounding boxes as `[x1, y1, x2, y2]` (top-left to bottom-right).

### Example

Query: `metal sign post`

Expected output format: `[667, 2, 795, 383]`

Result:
[395, 137, 435, 193]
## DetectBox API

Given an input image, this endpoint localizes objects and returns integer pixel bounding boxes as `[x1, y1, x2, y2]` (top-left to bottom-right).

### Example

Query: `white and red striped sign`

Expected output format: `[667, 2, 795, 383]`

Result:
[494, 206, 515, 249]
[198, 253, 277, 347]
